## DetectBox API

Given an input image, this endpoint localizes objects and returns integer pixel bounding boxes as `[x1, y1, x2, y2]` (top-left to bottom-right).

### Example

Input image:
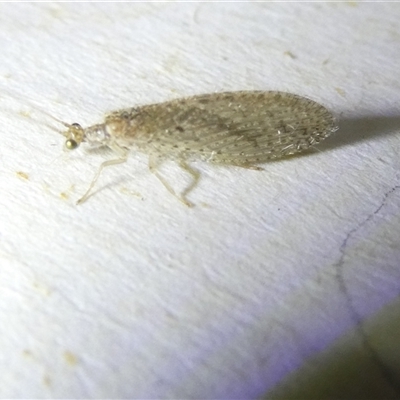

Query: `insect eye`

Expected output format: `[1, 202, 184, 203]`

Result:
[71, 123, 82, 129]
[65, 139, 79, 150]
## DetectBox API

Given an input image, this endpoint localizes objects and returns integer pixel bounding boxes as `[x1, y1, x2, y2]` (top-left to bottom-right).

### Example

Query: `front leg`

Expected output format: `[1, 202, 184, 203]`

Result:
[77, 144, 128, 204]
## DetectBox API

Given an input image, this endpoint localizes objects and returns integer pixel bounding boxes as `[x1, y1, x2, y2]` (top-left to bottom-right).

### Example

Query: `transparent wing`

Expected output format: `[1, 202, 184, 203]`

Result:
[120, 91, 338, 165]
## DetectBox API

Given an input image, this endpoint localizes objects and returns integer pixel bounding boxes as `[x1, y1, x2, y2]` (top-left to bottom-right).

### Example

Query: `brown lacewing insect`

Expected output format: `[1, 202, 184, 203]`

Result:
[37, 91, 338, 206]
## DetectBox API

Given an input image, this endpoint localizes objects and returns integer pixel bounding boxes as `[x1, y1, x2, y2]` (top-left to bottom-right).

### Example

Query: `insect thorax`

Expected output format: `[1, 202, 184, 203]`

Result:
[84, 123, 111, 146]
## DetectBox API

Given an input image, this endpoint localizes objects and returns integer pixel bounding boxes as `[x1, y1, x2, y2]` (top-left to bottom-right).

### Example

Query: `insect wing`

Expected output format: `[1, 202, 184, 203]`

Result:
[138, 91, 337, 165]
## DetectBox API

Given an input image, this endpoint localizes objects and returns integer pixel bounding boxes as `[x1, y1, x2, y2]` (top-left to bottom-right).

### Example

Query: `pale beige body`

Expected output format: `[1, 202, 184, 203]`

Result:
[63, 91, 338, 206]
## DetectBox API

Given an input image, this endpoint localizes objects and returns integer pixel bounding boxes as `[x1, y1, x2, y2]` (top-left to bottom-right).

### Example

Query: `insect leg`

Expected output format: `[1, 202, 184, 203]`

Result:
[179, 161, 200, 206]
[77, 144, 128, 204]
[148, 155, 194, 207]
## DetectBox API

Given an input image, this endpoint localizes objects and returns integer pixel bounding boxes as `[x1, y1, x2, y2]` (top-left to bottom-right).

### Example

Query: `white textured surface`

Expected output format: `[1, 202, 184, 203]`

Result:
[0, 3, 400, 399]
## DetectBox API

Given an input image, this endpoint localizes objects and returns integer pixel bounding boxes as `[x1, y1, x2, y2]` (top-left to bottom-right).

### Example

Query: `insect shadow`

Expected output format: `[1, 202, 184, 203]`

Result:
[317, 115, 400, 153]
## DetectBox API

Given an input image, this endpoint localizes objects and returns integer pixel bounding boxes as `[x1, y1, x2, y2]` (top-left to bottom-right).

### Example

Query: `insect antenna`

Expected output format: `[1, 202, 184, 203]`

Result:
[0, 88, 72, 134]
